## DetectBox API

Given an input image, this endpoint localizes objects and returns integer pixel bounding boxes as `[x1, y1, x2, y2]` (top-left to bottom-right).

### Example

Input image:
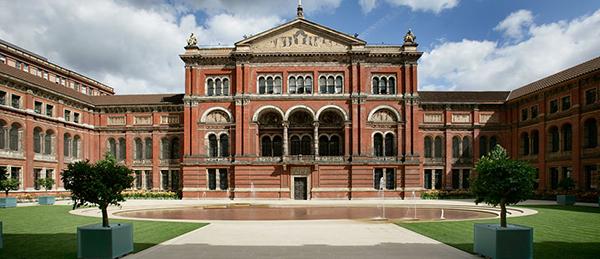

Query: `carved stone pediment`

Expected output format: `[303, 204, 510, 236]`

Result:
[205, 111, 230, 124]
[370, 109, 397, 123]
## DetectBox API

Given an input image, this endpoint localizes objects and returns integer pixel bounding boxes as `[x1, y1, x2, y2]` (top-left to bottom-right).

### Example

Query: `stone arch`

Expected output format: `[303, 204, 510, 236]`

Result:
[315, 105, 349, 121]
[252, 105, 285, 122]
[200, 107, 233, 123]
[368, 105, 400, 122]
[284, 105, 315, 121]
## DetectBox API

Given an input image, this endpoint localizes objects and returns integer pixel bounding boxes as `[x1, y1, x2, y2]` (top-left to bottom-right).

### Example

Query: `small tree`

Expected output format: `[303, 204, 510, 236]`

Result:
[472, 146, 536, 227]
[62, 155, 134, 227]
[557, 177, 575, 194]
[0, 167, 20, 197]
[35, 178, 55, 192]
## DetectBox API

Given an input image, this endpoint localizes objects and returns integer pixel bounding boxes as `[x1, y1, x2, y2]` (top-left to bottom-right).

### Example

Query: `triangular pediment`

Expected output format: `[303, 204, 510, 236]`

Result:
[235, 18, 366, 53]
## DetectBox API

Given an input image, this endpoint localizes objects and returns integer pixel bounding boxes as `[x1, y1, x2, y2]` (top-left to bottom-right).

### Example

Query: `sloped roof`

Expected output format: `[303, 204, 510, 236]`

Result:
[91, 94, 183, 106]
[419, 91, 510, 104]
[508, 56, 600, 100]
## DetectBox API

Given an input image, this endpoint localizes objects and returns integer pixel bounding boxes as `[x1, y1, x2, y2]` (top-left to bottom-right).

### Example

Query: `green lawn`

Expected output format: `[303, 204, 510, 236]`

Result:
[398, 205, 600, 259]
[0, 205, 206, 258]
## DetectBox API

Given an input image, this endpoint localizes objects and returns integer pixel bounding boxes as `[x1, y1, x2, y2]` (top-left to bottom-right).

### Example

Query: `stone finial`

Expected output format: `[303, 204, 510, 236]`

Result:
[403, 29, 417, 45]
[186, 33, 198, 47]
[297, 0, 304, 18]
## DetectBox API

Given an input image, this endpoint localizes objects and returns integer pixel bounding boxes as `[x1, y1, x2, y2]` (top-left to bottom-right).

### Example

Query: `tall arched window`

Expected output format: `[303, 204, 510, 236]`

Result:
[107, 138, 117, 157]
[549, 126, 559, 152]
[33, 127, 42, 154]
[479, 136, 488, 157]
[434, 136, 443, 158]
[219, 135, 229, 157]
[327, 76, 335, 93]
[266, 77, 273, 94]
[388, 77, 396, 94]
[562, 124, 572, 151]
[531, 130, 539, 155]
[274, 77, 282, 94]
[272, 136, 283, 156]
[208, 134, 218, 157]
[72, 135, 80, 158]
[372, 75, 396, 95]
[118, 137, 126, 161]
[372, 77, 379, 94]
[318, 135, 329, 156]
[0, 120, 6, 149]
[424, 136, 433, 158]
[134, 138, 143, 160]
[301, 135, 312, 155]
[63, 133, 71, 157]
[171, 137, 180, 159]
[452, 136, 461, 158]
[44, 130, 54, 155]
[288, 77, 296, 94]
[290, 135, 301, 155]
[335, 76, 343, 93]
[462, 136, 471, 158]
[289, 75, 312, 94]
[207, 78, 214, 96]
[521, 132, 530, 156]
[262, 135, 272, 156]
[258, 77, 266, 94]
[145, 137, 153, 159]
[330, 135, 340, 156]
[9, 123, 21, 151]
[297, 77, 305, 94]
[373, 133, 383, 157]
[384, 133, 394, 156]
[222, 78, 229, 95]
[215, 79, 222, 96]
[584, 119, 598, 148]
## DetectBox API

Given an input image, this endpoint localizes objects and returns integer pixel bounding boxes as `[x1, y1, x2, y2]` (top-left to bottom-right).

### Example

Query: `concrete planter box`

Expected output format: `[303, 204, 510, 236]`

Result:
[38, 196, 56, 205]
[474, 223, 533, 259]
[77, 223, 133, 259]
[1, 221, 3, 249]
[556, 195, 576, 205]
[0, 197, 17, 208]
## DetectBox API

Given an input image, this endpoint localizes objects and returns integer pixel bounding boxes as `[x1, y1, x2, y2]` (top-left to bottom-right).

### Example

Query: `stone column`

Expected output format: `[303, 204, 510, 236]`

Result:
[313, 121, 319, 156]
[283, 122, 289, 156]
[432, 172, 437, 190]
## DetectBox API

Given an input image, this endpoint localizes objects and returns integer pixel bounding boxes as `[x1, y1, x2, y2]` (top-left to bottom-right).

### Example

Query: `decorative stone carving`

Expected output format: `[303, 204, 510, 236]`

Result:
[424, 113, 443, 123]
[186, 33, 197, 47]
[205, 111, 230, 124]
[479, 113, 499, 124]
[160, 115, 180, 124]
[403, 29, 416, 45]
[288, 111, 313, 127]
[319, 111, 343, 127]
[258, 112, 282, 127]
[251, 27, 348, 52]
[107, 116, 126, 126]
[290, 167, 311, 175]
[133, 116, 152, 125]
[452, 114, 471, 123]
[370, 109, 397, 123]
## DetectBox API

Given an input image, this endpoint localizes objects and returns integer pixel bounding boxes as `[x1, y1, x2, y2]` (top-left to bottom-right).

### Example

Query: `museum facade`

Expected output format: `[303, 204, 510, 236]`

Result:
[1, 8, 599, 199]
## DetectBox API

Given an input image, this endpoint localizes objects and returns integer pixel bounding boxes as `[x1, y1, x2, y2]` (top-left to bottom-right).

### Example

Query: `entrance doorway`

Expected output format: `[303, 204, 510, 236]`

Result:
[294, 177, 307, 200]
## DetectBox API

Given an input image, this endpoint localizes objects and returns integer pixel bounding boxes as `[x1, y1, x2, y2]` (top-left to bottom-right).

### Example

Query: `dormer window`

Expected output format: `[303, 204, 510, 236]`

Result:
[258, 75, 282, 94]
[288, 74, 312, 94]
[206, 76, 230, 96]
[319, 74, 343, 94]
[372, 75, 396, 95]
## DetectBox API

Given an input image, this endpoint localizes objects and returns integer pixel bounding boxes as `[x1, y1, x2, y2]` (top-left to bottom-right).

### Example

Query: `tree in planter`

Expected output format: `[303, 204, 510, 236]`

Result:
[62, 155, 134, 227]
[0, 167, 20, 197]
[35, 177, 55, 192]
[472, 146, 536, 227]
[557, 177, 575, 193]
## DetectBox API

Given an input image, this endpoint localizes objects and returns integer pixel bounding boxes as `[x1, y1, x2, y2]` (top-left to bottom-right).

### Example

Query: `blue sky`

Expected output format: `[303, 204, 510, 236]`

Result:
[1, 0, 599, 93]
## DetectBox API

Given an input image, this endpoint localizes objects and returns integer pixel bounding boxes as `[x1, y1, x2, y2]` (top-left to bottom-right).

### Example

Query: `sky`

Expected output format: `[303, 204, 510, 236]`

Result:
[0, 0, 599, 94]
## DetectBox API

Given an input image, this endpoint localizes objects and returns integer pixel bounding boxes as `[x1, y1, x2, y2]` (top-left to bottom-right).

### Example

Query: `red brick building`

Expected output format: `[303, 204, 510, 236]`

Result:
[1, 11, 599, 199]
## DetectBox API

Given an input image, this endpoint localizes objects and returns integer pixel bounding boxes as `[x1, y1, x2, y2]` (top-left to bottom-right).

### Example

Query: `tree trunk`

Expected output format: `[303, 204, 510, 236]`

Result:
[101, 206, 110, 228]
[500, 201, 507, 228]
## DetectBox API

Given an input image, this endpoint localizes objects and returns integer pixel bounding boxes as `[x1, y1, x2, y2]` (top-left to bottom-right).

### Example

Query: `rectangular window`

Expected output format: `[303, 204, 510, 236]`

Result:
[34, 168, 42, 190]
[135, 170, 142, 189]
[81, 85, 87, 94]
[463, 169, 471, 189]
[43, 71, 48, 80]
[10, 167, 21, 182]
[531, 105, 538, 119]
[23, 63, 29, 72]
[171, 170, 180, 191]
[521, 108, 528, 121]
[0, 91, 6, 105]
[424, 169, 432, 189]
[15, 61, 22, 69]
[452, 169, 460, 189]
[585, 165, 597, 190]
[73, 113, 80, 123]
[219, 169, 228, 190]
[549, 99, 559, 114]
[55, 75, 60, 84]
[34, 101, 43, 114]
[561, 96, 571, 111]
[11, 94, 21, 109]
[208, 169, 217, 190]
[585, 88, 597, 105]
[549, 167, 559, 190]
[373, 168, 383, 190]
[64, 110, 71, 121]
[46, 104, 54, 116]
[61, 77, 66, 86]
[145, 170, 153, 190]
[161, 170, 170, 190]
[434, 169, 443, 189]
[385, 168, 396, 190]
[45, 169, 54, 181]
[0, 54, 5, 64]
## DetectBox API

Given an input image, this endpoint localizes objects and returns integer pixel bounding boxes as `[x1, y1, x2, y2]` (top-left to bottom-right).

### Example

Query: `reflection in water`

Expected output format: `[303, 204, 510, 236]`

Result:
[118, 206, 495, 221]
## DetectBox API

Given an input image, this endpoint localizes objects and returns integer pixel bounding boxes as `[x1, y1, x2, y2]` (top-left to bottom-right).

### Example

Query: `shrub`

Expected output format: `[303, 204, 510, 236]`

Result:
[122, 190, 179, 200]
[0, 167, 20, 197]
[421, 190, 474, 200]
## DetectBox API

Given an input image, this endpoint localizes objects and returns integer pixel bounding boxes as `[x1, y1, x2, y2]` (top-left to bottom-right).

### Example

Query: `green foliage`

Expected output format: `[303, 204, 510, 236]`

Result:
[421, 190, 474, 200]
[0, 167, 20, 196]
[123, 190, 179, 200]
[472, 146, 536, 207]
[61, 155, 134, 227]
[35, 177, 55, 191]
[558, 177, 576, 193]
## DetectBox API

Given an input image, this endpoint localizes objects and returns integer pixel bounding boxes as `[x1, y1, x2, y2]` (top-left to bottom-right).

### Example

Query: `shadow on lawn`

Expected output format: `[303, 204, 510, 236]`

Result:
[522, 205, 600, 213]
[0, 233, 154, 259]
[448, 241, 600, 259]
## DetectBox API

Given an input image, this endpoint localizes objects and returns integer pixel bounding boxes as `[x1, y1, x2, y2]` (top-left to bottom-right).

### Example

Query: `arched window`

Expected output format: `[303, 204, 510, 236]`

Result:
[289, 77, 296, 94]
[384, 133, 394, 156]
[335, 76, 343, 94]
[9, 123, 21, 151]
[584, 119, 598, 148]
[305, 77, 312, 94]
[171, 137, 180, 159]
[107, 138, 117, 157]
[145, 137, 153, 159]
[72, 135, 80, 158]
[318, 135, 329, 156]
[272, 135, 283, 156]
[258, 77, 266, 94]
[161, 137, 170, 159]
[379, 77, 387, 94]
[134, 138, 143, 160]
[562, 124, 572, 151]
[531, 131, 539, 155]
[424, 136, 433, 158]
[63, 133, 71, 157]
[219, 135, 229, 157]
[266, 77, 274, 94]
[479, 136, 488, 157]
[434, 136, 443, 158]
[118, 137, 126, 161]
[520, 133, 530, 156]
[388, 77, 396, 94]
[319, 77, 327, 93]
[262, 135, 272, 156]
[373, 133, 383, 157]
[301, 135, 312, 155]
[274, 77, 282, 94]
[207, 78, 214, 96]
[44, 130, 54, 155]
[462, 136, 471, 158]
[33, 127, 42, 154]
[222, 78, 229, 96]
[297, 77, 305, 94]
[290, 135, 301, 155]
[208, 134, 218, 157]
[0, 120, 6, 149]
[330, 135, 340, 156]
[372, 77, 379, 94]
[372, 76, 396, 95]
[549, 127, 559, 152]
[452, 136, 461, 158]
[327, 76, 335, 94]
[215, 78, 222, 96]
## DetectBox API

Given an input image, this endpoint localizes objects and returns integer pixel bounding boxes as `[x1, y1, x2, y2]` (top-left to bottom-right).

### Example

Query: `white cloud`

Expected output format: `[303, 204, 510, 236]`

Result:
[420, 9, 600, 92]
[0, 0, 339, 94]
[494, 9, 534, 41]
[360, 0, 459, 14]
